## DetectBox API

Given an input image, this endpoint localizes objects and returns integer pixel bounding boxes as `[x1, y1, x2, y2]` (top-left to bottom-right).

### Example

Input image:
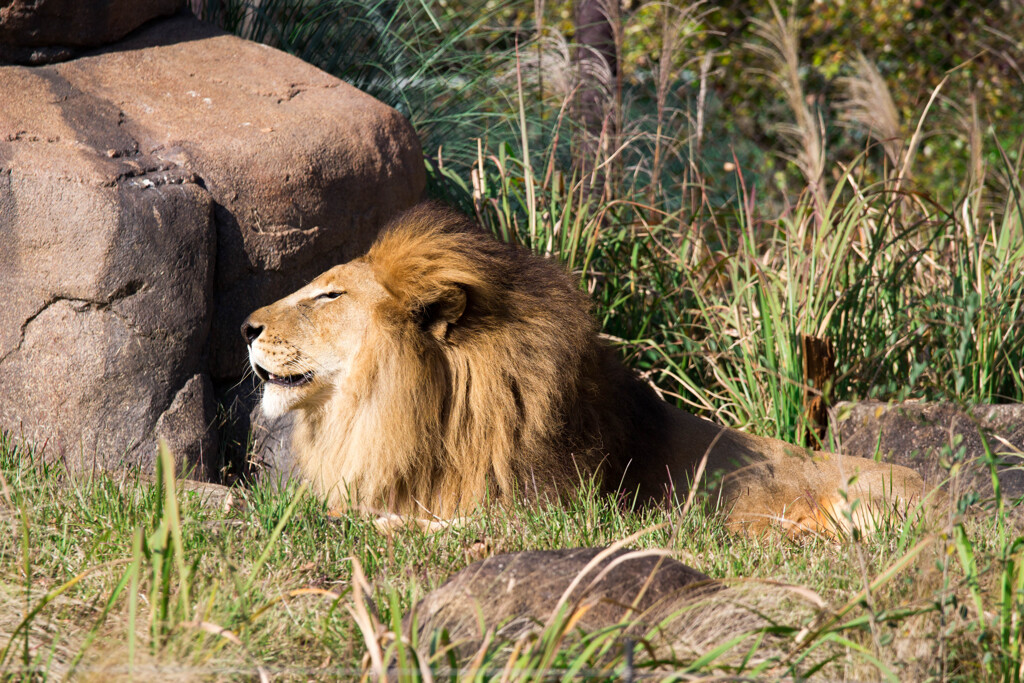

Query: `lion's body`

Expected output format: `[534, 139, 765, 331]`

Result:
[244, 204, 923, 535]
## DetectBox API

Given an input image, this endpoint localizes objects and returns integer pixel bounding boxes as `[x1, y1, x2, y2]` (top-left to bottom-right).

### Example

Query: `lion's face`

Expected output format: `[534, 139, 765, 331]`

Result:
[242, 260, 389, 418]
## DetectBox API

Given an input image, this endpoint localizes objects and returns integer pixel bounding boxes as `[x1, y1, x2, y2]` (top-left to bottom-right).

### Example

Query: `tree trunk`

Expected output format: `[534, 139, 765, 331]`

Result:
[573, 0, 618, 199]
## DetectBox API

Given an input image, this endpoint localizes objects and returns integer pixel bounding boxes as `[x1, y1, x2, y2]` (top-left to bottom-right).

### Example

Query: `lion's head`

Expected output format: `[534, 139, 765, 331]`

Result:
[243, 203, 633, 516]
[243, 259, 388, 420]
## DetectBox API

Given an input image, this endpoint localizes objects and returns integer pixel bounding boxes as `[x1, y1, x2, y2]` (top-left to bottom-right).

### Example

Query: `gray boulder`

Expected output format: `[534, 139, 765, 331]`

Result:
[831, 401, 1024, 503]
[0, 14, 424, 477]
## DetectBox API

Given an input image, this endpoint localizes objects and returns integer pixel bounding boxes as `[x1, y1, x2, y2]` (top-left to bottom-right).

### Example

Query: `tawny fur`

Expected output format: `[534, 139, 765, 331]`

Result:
[244, 203, 926, 535]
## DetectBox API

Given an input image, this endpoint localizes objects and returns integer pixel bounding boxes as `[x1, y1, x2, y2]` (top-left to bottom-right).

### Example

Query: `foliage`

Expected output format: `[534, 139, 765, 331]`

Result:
[432, 90, 1024, 442]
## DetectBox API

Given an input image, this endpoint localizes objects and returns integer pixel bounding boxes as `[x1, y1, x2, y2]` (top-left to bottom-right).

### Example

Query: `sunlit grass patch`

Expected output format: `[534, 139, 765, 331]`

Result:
[0, 431, 1019, 680]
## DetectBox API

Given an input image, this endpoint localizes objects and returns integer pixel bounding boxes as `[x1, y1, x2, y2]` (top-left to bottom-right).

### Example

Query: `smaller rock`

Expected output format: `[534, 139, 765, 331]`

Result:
[832, 401, 1024, 503]
[249, 405, 299, 486]
[409, 547, 715, 658]
[0, 45, 74, 65]
[127, 474, 247, 514]
[406, 547, 824, 672]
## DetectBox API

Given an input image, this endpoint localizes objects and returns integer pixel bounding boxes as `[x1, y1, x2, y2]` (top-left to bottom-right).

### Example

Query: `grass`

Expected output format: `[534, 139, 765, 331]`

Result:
[0, 432, 1020, 680]
[435, 106, 1024, 441]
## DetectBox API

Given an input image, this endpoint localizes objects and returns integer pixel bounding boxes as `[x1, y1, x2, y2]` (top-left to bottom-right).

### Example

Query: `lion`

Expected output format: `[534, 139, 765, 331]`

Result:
[242, 203, 924, 536]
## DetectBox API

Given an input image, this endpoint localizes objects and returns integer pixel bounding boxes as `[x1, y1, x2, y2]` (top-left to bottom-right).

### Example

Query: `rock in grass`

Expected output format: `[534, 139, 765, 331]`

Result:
[411, 548, 715, 645]
[405, 547, 819, 672]
[0, 14, 424, 478]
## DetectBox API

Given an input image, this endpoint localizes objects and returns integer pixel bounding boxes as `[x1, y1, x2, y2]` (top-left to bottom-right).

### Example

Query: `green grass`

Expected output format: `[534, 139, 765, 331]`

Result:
[435, 118, 1024, 443]
[0, 432, 1019, 680]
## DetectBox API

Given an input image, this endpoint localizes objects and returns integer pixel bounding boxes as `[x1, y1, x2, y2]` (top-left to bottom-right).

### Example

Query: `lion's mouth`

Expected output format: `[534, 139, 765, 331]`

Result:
[254, 363, 314, 388]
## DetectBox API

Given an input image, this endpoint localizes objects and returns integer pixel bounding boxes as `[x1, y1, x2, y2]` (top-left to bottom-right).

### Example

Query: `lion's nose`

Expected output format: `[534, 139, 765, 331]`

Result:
[242, 321, 264, 345]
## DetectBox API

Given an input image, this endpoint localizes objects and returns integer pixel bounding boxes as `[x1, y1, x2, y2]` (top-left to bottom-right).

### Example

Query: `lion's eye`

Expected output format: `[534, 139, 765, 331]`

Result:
[315, 291, 344, 301]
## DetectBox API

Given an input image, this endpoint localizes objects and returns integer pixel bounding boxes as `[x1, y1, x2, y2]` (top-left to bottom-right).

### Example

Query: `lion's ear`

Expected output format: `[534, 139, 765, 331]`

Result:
[416, 286, 467, 341]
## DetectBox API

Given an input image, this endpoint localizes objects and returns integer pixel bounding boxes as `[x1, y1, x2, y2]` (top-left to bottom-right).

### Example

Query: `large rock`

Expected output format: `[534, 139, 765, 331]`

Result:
[0, 0, 185, 64]
[832, 401, 1024, 503]
[0, 14, 424, 477]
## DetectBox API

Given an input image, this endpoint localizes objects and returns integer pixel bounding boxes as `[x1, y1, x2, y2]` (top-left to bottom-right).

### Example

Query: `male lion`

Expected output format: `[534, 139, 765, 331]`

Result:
[242, 203, 924, 536]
